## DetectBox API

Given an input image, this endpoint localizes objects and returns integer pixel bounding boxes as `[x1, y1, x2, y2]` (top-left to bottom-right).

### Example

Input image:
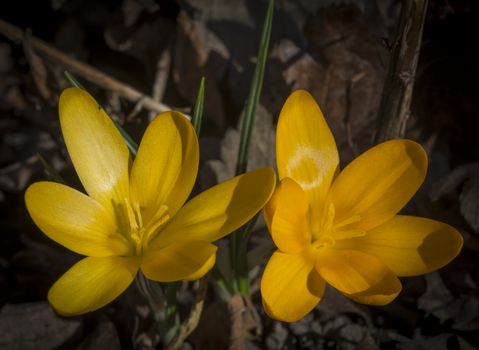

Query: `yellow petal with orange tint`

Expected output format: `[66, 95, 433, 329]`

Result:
[337, 215, 463, 276]
[263, 182, 279, 232]
[327, 139, 427, 231]
[270, 178, 311, 254]
[315, 249, 397, 295]
[276, 90, 339, 230]
[345, 271, 402, 305]
[59, 88, 130, 215]
[48, 256, 138, 315]
[261, 251, 325, 322]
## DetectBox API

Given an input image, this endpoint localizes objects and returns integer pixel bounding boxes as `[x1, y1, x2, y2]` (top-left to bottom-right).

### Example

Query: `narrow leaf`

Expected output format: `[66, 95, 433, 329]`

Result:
[116, 123, 139, 155]
[192, 77, 205, 136]
[229, 0, 275, 295]
[64, 70, 85, 89]
[235, 0, 274, 175]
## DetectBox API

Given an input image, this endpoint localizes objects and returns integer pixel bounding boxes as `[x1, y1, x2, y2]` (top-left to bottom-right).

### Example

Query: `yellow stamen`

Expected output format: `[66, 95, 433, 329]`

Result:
[143, 205, 170, 245]
[333, 214, 362, 230]
[312, 235, 335, 249]
[332, 229, 366, 240]
[324, 203, 335, 231]
[124, 198, 139, 232]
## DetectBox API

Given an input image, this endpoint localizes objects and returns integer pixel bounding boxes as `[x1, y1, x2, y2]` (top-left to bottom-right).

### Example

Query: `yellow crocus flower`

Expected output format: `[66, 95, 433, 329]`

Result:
[261, 90, 463, 322]
[25, 88, 275, 316]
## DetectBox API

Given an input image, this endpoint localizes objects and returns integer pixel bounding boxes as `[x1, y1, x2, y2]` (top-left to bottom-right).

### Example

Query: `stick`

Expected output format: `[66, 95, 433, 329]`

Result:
[149, 45, 172, 121]
[0, 18, 173, 115]
[167, 277, 208, 350]
[374, 0, 429, 142]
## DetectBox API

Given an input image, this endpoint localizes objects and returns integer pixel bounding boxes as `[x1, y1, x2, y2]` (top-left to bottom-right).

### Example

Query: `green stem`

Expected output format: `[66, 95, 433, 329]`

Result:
[134, 272, 164, 322]
[212, 266, 233, 301]
[236, 213, 260, 295]
[164, 282, 180, 344]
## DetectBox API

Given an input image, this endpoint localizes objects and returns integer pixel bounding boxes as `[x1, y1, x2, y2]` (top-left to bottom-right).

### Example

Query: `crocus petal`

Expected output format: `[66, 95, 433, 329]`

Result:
[345, 272, 402, 305]
[48, 256, 138, 316]
[327, 139, 427, 231]
[141, 241, 217, 282]
[59, 88, 130, 215]
[25, 182, 131, 257]
[130, 112, 199, 222]
[337, 216, 463, 276]
[150, 168, 275, 249]
[269, 178, 311, 254]
[316, 249, 397, 295]
[263, 184, 279, 232]
[276, 90, 339, 229]
[261, 251, 325, 322]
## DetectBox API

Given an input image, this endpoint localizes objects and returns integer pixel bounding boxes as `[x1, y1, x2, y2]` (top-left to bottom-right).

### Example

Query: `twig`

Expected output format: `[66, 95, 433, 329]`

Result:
[167, 277, 208, 350]
[0, 18, 174, 115]
[374, 0, 429, 142]
[149, 46, 171, 121]
[344, 72, 365, 156]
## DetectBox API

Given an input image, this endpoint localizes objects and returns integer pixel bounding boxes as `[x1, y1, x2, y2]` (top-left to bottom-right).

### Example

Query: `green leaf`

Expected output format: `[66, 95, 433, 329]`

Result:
[63, 70, 139, 155]
[235, 0, 274, 175]
[236, 212, 260, 295]
[64, 71, 85, 89]
[229, 0, 275, 296]
[116, 123, 139, 155]
[192, 77, 205, 136]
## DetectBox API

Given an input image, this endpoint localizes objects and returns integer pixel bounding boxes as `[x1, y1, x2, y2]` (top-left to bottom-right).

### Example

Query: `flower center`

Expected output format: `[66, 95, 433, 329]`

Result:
[123, 198, 170, 256]
[311, 202, 366, 248]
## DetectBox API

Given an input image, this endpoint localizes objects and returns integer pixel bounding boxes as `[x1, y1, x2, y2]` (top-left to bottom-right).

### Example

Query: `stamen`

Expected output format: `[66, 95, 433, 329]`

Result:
[333, 214, 362, 230]
[123, 199, 171, 255]
[133, 202, 143, 228]
[332, 229, 366, 240]
[143, 205, 170, 245]
[312, 235, 335, 249]
[124, 198, 139, 231]
[323, 203, 335, 231]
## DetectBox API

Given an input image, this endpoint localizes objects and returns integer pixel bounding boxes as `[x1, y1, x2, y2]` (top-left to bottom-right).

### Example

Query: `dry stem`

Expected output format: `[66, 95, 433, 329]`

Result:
[0, 18, 173, 115]
[167, 277, 208, 350]
[374, 0, 429, 142]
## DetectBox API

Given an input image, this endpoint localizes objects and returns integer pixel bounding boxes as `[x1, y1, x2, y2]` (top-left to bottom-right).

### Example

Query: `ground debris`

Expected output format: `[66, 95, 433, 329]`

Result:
[0, 302, 82, 350]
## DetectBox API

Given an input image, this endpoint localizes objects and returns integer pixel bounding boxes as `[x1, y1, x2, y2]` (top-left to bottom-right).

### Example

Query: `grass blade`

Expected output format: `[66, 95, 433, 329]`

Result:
[64, 70, 85, 89]
[192, 77, 205, 136]
[116, 123, 139, 155]
[235, 0, 274, 175]
[229, 0, 275, 295]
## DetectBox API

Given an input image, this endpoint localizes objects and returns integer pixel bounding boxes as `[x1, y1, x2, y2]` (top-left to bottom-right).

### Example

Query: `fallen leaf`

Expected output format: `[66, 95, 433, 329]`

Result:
[193, 294, 262, 350]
